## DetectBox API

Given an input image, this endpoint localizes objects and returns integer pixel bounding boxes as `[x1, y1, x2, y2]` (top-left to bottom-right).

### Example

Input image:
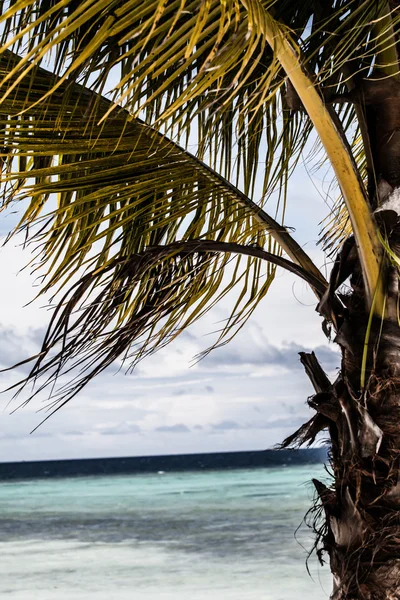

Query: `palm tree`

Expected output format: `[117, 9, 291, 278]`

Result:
[1, 0, 400, 597]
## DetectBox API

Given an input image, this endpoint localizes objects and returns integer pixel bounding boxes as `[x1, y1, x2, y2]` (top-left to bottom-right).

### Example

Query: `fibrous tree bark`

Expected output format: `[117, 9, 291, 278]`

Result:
[283, 73, 400, 600]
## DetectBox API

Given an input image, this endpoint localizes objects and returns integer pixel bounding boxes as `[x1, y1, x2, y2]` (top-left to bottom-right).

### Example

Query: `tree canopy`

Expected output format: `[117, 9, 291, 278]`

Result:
[0, 0, 398, 418]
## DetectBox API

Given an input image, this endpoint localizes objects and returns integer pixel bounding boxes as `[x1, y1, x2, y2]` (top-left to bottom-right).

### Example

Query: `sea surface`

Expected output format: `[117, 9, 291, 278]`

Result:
[0, 465, 332, 599]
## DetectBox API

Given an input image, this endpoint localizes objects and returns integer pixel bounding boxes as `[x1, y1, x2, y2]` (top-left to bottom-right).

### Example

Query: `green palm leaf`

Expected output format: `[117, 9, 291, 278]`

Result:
[7, 239, 325, 422]
[0, 49, 326, 412]
[0, 0, 396, 236]
[2, 0, 398, 408]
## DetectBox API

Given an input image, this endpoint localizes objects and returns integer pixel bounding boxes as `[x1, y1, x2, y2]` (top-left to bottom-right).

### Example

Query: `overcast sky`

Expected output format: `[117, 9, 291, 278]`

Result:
[0, 156, 340, 462]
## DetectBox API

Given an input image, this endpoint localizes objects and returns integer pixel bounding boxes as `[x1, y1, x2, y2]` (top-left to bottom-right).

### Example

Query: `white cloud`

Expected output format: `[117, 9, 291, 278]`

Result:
[0, 166, 338, 461]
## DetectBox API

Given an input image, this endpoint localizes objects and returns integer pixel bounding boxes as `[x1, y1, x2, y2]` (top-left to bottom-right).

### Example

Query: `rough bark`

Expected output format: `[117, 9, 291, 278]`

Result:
[284, 256, 400, 598]
[283, 225, 400, 599]
[282, 67, 400, 600]
[322, 70, 400, 598]
[282, 71, 400, 596]
[322, 255, 400, 599]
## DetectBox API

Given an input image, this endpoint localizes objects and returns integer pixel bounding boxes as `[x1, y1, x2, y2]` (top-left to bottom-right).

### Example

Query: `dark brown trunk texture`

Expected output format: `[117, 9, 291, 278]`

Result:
[285, 247, 400, 599]
[318, 267, 400, 600]
[283, 76, 400, 599]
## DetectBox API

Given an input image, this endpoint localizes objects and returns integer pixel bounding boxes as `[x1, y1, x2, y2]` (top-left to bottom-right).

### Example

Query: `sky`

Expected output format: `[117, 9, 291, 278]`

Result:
[0, 153, 340, 462]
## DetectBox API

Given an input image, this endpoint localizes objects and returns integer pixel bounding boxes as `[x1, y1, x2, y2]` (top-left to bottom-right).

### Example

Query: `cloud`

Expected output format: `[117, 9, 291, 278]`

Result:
[170, 384, 214, 397]
[0, 429, 53, 440]
[155, 423, 191, 433]
[212, 420, 242, 431]
[172, 388, 188, 396]
[260, 415, 308, 430]
[210, 415, 309, 432]
[98, 422, 141, 436]
[0, 324, 44, 369]
[0, 220, 337, 461]
[202, 340, 339, 374]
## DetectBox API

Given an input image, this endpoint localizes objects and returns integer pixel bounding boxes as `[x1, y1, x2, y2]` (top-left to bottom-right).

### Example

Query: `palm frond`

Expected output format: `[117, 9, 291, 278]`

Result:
[6, 239, 325, 421]
[314, 1, 400, 256]
[0, 49, 325, 286]
[0, 0, 396, 304]
[0, 0, 317, 226]
[245, 0, 386, 310]
[2, 0, 399, 407]
[0, 50, 327, 407]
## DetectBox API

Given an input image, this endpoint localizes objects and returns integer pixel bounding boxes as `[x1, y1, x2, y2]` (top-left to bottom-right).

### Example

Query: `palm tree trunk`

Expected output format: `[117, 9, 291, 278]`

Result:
[281, 65, 400, 600]
[327, 74, 400, 600]
[291, 245, 400, 599]
[319, 326, 400, 598]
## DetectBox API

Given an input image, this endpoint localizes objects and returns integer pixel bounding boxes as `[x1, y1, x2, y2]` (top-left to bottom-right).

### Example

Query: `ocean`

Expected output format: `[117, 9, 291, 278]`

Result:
[0, 458, 332, 599]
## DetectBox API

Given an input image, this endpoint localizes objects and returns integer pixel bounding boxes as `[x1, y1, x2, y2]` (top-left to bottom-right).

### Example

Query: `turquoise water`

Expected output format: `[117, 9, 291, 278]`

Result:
[0, 466, 332, 599]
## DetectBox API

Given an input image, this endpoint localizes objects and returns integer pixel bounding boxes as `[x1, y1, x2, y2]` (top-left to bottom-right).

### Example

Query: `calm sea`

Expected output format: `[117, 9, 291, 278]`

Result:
[0, 465, 332, 599]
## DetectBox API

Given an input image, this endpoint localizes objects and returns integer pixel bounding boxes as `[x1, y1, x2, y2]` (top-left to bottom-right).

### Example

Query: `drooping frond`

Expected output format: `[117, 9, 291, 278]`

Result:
[0, 0, 395, 303]
[7, 240, 326, 420]
[0, 49, 325, 286]
[317, 119, 369, 256]
[0, 0, 318, 225]
[1, 0, 399, 407]
[0, 50, 327, 407]
[243, 0, 385, 310]
[1, 0, 394, 124]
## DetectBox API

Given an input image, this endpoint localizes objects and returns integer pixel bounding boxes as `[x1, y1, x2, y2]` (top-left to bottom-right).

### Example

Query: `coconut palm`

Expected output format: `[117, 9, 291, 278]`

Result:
[1, 0, 400, 597]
